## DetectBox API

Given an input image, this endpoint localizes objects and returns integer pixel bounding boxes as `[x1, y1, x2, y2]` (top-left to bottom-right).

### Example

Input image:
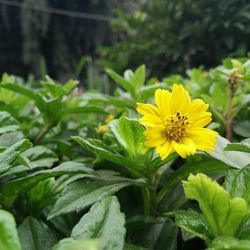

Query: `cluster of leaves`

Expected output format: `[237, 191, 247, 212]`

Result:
[0, 57, 249, 250]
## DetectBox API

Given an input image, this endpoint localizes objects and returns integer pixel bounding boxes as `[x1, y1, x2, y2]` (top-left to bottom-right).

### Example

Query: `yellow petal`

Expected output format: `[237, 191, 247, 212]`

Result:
[188, 99, 209, 116]
[170, 84, 191, 113]
[190, 112, 212, 127]
[187, 127, 218, 151]
[137, 103, 160, 117]
[155, 89, 171, 117]
[139, 115, 163, 127]
[172, 137, 196, 158]
[144, 127, 166, 147]
[156, 140, 173, 160]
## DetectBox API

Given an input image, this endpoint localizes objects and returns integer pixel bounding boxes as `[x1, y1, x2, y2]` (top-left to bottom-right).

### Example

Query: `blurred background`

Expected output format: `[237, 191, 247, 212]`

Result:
[1, 0, 250, 89]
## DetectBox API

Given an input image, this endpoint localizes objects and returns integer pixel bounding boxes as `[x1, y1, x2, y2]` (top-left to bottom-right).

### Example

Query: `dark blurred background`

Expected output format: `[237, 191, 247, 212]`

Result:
[1, 0, 250, 83]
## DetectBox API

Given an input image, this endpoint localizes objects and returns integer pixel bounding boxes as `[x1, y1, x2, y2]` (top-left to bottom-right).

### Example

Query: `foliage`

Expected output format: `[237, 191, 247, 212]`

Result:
[99, 0, 250, 77]
[0, 56, 249, 250]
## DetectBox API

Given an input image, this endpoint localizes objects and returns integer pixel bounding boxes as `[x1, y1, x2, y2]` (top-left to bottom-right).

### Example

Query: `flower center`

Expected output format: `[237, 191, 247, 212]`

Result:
[164, 112, 190, 141]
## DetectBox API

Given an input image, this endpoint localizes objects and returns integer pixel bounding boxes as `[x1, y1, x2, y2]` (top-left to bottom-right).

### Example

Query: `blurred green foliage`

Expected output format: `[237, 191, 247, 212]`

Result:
[99, 0, 250, 76]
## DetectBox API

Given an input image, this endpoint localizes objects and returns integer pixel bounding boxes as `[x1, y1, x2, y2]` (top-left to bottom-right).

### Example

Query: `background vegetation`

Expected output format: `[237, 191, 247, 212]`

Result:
[1, 0, 250, 81]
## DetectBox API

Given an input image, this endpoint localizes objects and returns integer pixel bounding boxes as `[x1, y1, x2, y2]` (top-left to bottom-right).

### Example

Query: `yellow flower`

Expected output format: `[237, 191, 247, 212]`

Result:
[96, 125, 108, 134]
[137, 84, 218, 159]
[104, 114, 114, 124]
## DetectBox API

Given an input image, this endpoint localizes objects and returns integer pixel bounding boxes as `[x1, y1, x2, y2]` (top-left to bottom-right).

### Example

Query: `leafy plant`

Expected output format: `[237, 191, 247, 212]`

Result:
[0, 57, 249, 250]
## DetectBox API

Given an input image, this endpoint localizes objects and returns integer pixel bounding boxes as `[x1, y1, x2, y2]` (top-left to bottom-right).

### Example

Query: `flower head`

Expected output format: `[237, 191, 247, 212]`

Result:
[137, 84, 218, 159]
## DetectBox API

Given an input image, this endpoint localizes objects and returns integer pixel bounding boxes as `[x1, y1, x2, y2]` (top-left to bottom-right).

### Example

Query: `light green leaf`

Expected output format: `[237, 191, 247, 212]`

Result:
[71, 196, 125, 250]
[0, 209, 21, 250]
[52, 238, 99, 250]
[109, 117, 150, 162]
[106, 69, 135, 96]
[224, 139, 250, 153]
[48, 180, 132, 219]
[18, 217, 57, 250]
[0, 139, 32, 175]
[173, 210, 214, 241]
[207, 136, 250, 169]
[131, 65, 146, 91]
[207, 236, 250, 250]
[183, 173, 248, 237]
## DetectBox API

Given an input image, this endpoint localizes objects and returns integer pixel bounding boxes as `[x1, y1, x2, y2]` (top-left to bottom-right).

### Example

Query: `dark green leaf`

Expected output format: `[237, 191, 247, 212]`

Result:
[224, 166, 250, 206]
[173, 210, 214, 241]
[156, 156, 230, 204]
[18, 217, 57, 250]
[71, 196, 125, 250]
[72, 136, 143, 175]
[48, 179, 132, 219]
[1, 161, 92, 208]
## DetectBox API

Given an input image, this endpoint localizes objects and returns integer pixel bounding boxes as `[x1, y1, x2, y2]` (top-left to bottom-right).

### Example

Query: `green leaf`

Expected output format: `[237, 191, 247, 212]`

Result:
[0, 209, 21, 250]
[52, 238, 99, 250]
[183, 173, 248, 237]
[0, 111, 21, 134]
[0, 83, 37, 100]
[0, 139, 32, 175]
[21, 145, 58, 169]
[72, 136, 144, 175]
[106, 69, 135, 96]
[156, 156, 230, 204]
[68, 106, 108, 114]
[224, 139, 250, 153]
[1, 161, 92, 208]
[238, 217, 250, 240]
[71, 196, 125, 250]
[131, 65, 146, 91]
[18, 217, 57, 250]
[128, 217, 177, 250]
[234, 121, 250, 138]
[224, 165, 250, 207]
[124, 244, 152, 250]
[207, 236, 250, 250]
[48, 179, 132, 219]
[173, 210, 214, 241]
[43, 97, 63, 125]
[207, 136, 250, 169]
[109, 117, 150, 161]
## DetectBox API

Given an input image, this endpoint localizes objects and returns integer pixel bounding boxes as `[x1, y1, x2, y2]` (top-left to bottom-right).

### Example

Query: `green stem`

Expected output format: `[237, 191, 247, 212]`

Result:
[34, 123, 53, 144]
[225, 87, 233, 141]
[142, 173, 158, 216]
[142, 188, 151, 215]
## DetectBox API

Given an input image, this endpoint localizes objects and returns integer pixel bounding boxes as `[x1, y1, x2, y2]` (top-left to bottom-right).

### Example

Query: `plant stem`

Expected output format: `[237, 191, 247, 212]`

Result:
[34, 123, 53, 144]
[142, 188, 151, 215]
[225, 96, 233, 141]
[225, 82, 235, 141]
